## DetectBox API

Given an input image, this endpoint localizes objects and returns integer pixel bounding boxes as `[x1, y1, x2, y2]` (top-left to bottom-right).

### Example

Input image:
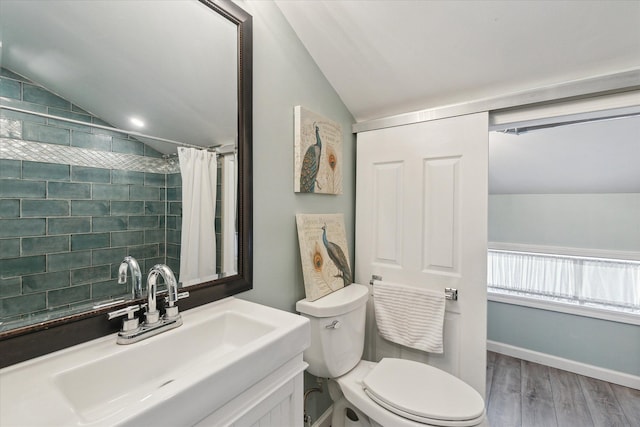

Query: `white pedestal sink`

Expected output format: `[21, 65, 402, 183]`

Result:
[0, 297, 310, 426]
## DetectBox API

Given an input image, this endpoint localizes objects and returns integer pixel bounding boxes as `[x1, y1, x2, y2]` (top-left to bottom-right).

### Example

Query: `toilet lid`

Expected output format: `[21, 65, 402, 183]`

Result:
[362, 358, 485, 425]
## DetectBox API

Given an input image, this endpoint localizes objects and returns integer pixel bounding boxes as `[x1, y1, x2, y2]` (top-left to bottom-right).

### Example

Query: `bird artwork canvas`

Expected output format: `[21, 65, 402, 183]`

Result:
[296, 213, 352, 301]
[294, 106, 343, 194]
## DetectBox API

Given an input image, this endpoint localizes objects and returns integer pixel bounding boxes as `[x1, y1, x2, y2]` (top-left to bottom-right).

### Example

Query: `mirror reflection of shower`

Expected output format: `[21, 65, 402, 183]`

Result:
[0, 100, 237, 330]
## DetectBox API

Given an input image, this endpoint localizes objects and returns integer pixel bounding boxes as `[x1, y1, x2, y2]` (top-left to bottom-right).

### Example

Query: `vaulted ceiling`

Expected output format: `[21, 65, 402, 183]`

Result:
[276, 1, 640, 194]
[276, 0, 640, 123]
[1, 0, 238, 153]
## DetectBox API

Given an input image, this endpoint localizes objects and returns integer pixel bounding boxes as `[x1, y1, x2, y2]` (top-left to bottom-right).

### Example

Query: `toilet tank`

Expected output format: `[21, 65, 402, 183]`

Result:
[296, 284, 369, 378]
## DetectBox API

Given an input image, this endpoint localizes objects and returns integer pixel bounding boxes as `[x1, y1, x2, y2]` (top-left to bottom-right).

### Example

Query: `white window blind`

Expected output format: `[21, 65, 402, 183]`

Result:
[488, 249, 640, 311]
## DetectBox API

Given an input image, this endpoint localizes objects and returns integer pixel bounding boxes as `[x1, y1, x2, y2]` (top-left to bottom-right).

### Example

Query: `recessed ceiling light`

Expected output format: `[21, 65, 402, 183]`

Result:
[130, 117, 145, 128]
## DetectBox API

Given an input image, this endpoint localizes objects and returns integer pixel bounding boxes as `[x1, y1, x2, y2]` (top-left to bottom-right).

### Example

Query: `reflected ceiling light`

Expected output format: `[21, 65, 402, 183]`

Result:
[130, 117, 145, 128]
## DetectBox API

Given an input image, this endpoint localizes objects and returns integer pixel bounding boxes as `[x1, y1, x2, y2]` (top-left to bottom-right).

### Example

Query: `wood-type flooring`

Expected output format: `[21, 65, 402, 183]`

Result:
[485, 352, 640, 427]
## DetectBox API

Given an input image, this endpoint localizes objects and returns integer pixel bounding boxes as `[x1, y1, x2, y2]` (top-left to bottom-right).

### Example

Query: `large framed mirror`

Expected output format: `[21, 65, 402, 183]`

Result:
[0, 0, 252, 366]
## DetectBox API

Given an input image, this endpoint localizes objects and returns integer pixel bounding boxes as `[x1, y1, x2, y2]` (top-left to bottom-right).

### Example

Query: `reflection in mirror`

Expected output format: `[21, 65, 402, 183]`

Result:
[0, 0, 252, 338]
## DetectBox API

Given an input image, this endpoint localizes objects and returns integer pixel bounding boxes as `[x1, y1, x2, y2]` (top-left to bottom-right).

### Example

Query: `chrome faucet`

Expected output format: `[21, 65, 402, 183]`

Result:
[108, 263, 188, 344]
[118, 256, 143, 299]
[145, 264, 179, 324]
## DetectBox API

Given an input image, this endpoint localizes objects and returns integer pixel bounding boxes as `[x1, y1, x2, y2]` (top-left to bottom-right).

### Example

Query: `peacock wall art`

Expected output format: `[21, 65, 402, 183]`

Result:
[321, 223, 353, 287]
[294, 106, 343, 194]
[296, 213, 352, 301]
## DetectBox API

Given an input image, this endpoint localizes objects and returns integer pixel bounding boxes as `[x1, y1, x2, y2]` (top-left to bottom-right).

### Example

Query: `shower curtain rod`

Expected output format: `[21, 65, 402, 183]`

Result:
[500, 111, 640, 135]
[0, 105, 208, 150]
[162, 144, 236, 159]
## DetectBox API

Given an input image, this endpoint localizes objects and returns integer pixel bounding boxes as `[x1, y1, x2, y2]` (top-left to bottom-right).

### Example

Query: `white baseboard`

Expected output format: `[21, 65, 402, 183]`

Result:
[311, 405, 332, 427]
[488, 340, 640, 390]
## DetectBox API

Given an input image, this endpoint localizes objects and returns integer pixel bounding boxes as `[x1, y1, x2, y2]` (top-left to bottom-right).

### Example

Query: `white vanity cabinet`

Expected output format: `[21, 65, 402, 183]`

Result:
[195, 356, 307, 427]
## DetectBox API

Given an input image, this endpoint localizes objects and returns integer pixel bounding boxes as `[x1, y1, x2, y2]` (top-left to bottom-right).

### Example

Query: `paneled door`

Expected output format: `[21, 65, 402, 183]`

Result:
[355, 112, 488, 396]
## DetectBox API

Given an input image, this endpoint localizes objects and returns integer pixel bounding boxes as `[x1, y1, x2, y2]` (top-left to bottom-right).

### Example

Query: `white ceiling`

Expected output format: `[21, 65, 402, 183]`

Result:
[276, 0, 640, 194]
[276, 0, 640, 123]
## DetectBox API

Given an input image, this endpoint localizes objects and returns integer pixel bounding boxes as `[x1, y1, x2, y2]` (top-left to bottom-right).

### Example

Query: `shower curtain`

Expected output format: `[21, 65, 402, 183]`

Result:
[178, 147, 217, 286]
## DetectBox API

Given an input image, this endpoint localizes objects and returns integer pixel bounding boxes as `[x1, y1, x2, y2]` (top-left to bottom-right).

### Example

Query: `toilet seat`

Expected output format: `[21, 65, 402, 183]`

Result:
[362, 358, 485, 426]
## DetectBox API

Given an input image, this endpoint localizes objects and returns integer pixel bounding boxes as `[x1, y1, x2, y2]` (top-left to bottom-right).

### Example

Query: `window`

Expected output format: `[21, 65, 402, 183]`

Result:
[488, 249, 640, 315]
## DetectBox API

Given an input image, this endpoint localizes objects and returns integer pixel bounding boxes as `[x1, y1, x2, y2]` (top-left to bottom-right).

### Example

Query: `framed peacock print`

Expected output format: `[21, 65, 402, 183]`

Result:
[294, 106, 343, 194]
[296, 213, 352, 301]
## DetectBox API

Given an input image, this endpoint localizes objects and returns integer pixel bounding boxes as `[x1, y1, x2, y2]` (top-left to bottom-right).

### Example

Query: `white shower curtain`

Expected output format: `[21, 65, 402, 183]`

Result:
[178, 147, 217, 286]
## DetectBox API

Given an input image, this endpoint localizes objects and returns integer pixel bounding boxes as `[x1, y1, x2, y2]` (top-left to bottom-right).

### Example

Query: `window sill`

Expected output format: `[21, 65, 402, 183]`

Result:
[488, 289, 640, 326]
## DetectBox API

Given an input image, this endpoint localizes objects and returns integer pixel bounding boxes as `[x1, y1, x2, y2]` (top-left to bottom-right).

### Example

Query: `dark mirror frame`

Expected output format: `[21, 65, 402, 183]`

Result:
[0, 0, 252, 368]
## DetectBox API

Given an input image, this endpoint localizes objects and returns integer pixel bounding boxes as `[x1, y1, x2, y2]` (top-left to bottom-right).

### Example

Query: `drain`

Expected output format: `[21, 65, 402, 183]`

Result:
[159, 379, 175, 388]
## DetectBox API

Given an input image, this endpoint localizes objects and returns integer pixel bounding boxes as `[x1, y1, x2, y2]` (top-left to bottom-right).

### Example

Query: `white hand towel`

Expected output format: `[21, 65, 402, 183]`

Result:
[373, 281, 445, 353]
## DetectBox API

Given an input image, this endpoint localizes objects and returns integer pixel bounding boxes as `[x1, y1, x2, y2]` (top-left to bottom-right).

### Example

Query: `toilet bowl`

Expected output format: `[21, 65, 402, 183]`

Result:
[333, 359, 486, 427]
[296, 284, 486, 427]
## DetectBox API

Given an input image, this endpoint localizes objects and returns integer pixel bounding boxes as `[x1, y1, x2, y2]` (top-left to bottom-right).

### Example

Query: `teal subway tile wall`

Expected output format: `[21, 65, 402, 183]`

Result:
[165, 171, 182, 275]
[0, 67, 186, 327]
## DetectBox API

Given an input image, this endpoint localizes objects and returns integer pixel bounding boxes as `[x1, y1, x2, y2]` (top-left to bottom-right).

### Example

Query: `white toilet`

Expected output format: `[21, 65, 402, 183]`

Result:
[296, 283, 486, 427]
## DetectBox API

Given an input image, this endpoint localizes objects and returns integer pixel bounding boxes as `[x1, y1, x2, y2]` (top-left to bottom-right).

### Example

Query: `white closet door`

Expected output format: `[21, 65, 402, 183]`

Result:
[355, 112, 488, 396]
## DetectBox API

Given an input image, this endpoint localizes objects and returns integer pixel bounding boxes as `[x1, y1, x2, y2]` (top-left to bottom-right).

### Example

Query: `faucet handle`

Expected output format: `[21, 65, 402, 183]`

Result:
[107, 304, 140, 319]
[137, 302, 159, 325]
[164, 292, 189, 320]
[107, 305, 141, 332]
[165, 291, 190, 306]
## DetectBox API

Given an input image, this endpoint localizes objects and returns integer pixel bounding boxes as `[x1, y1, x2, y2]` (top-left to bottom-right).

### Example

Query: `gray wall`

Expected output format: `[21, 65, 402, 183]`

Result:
[235, 0, 356, 314]
[489, 193, 640, 251]
[488, 193, 640, 376]
[233, 0, 355, 420]
[488, 301, 640, 375]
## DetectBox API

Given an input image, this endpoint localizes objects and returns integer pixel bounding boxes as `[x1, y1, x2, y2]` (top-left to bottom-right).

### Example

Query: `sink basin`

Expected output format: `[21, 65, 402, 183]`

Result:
[0, 297, 310, 426]
[54, 310, 276, 423]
